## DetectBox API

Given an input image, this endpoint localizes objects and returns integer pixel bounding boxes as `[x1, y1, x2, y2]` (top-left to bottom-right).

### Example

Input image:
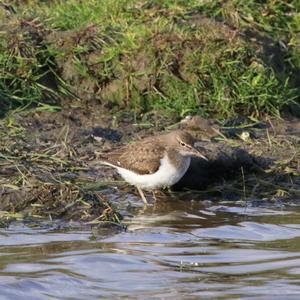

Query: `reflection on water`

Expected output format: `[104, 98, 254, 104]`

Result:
[1, 196, 300, 299]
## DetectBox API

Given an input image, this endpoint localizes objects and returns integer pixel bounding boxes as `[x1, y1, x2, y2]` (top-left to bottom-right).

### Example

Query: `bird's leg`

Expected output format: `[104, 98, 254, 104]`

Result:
[152, 189, 166, 200]
[137, 186, 148, 205]
[152, 190, 158, 202]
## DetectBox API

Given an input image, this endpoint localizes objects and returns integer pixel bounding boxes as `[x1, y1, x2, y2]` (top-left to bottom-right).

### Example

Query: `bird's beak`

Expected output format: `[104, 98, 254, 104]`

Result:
[191, 146, 208, 161]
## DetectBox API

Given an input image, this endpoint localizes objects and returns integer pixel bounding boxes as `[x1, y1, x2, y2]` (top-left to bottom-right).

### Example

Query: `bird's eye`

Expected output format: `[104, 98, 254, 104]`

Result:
[180, 142, 185, 146]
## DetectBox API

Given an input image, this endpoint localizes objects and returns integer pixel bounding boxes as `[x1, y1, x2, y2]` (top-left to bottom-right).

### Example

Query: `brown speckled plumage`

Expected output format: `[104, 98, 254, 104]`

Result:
[100, 130, 196, 175]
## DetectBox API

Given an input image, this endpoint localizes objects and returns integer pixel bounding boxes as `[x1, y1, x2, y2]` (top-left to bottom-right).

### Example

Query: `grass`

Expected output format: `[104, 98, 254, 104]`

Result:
[0, 0, 298, 119]
[0, 112, 122, 226]
[1, 0, 299, 226]
[0, 104, 299, 226]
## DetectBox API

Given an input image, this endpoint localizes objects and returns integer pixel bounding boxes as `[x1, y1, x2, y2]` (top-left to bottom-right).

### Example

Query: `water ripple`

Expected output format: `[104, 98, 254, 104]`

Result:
[1, 202, 300, 299]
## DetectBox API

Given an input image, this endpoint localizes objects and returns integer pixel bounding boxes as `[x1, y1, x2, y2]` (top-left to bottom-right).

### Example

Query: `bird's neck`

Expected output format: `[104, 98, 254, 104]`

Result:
[166, 148, 189, 169]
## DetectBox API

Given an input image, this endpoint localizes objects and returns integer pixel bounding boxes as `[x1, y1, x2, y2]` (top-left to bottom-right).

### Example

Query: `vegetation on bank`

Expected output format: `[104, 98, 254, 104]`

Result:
[0, 0, 299, 118]
[0, 1, 300, 226]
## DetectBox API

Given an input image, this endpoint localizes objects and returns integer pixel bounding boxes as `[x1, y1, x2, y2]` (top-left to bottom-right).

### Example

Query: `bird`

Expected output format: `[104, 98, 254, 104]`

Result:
[97, 130, 207, 204]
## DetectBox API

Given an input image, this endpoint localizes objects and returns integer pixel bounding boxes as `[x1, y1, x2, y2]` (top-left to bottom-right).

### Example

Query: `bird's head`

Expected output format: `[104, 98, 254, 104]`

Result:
[167, 130, 208, 160]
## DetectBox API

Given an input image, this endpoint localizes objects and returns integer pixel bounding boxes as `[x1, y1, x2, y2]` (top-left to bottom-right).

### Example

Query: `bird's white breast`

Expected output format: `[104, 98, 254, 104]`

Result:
[112, 155, 191, 190]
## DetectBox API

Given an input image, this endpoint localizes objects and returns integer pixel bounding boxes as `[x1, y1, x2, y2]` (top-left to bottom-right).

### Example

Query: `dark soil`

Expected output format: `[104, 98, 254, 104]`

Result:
[0, 2, 299, 226]
[1, 106, 300, 225]
[1, 8, 298, 116]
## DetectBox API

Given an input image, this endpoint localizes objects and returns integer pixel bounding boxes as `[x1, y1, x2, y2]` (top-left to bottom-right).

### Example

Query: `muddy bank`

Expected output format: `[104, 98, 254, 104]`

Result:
[1, 107, 300, 225]
[0, 1, 299, 225]
[1, 3, 299, 117]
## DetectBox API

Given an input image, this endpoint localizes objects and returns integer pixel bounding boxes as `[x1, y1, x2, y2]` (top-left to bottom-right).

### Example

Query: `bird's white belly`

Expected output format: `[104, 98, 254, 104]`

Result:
[116, 156, 191, 190]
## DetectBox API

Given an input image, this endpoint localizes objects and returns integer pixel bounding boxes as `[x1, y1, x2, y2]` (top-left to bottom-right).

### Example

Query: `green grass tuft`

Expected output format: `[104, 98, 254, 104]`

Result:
[0, 0, 299, 119]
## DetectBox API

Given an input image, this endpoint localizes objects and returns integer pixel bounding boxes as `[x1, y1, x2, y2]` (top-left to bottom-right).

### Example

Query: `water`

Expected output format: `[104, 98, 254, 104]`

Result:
[1, 197, 300, 299]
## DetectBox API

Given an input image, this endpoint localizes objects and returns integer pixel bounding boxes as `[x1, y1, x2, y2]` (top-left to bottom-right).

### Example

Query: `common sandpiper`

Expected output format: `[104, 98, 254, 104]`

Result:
[98, 130, 207, 204]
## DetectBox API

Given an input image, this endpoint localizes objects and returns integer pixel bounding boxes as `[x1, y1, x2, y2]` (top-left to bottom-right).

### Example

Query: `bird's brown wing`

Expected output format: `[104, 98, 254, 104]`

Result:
[103, 140, 165, 175]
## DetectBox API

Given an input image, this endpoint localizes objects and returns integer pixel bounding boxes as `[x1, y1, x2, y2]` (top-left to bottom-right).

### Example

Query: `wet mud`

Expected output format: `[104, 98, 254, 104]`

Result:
[0, 5, 299, 225]
[1, 107, 300, 225]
